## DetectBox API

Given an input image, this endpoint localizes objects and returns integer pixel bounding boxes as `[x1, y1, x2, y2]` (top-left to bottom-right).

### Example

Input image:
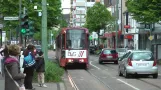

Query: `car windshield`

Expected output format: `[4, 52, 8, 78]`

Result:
[117, 48, 126, 52]
[103, 50, 117, 54]
[132, 52, 154, 61]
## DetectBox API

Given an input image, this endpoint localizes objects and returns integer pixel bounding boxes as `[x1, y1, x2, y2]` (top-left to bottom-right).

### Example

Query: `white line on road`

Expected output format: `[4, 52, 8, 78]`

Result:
[117, 79, 140, 90]
[68, 74, 79, 90]
[90, 61, 100, 70]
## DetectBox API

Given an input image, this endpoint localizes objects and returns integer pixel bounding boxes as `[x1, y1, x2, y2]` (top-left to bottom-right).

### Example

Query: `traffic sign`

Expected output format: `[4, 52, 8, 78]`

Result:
[4, 17, 19, 20]
[124, 25, 131, 29]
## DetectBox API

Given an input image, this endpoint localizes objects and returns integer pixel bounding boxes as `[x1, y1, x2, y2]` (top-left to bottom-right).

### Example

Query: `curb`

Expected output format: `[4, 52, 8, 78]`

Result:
[59, 82, 65, 90]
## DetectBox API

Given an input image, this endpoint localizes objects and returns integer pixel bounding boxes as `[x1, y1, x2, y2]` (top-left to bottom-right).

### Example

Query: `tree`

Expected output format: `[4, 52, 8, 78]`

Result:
[126, 0, 161, 23]
[85, 2, 113, 48]
[85, 2, 113, 33]
[0, 0, 62, 39]
[33, 31, 41, 41]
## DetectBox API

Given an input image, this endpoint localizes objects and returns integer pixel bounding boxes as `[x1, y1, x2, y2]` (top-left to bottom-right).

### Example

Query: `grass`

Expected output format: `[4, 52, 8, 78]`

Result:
[33, 60, 64, 82]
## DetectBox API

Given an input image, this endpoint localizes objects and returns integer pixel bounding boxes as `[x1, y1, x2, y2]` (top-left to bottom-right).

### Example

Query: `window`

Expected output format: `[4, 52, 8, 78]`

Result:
[66, 29, 86, 49]
[132, 52, 154, 61]
[103, 50, 117, 54]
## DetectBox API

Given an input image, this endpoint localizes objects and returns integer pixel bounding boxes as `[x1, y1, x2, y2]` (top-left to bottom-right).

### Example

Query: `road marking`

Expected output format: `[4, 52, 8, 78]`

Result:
[90, 61, 100, 70]
[117, 79, 140, 90]
[158, 74, 161, 76]
[68, 74, 79, 90]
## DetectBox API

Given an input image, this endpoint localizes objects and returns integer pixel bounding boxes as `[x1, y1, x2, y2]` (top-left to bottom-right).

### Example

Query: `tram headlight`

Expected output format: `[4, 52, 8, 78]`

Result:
[79, 59, 84, 62]
[68, 59, 73, 63]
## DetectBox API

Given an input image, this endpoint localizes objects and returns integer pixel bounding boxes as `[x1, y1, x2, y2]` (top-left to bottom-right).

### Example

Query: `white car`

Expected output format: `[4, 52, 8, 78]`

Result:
[118, 50, 158, 78]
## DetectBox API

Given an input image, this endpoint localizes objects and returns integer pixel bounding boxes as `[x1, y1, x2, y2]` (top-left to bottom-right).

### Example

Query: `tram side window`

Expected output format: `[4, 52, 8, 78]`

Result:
[62, 34, 65, 49]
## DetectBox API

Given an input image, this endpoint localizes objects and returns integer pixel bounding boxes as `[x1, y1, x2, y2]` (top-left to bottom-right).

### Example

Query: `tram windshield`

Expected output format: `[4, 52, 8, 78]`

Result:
[66, 29, 86, 49]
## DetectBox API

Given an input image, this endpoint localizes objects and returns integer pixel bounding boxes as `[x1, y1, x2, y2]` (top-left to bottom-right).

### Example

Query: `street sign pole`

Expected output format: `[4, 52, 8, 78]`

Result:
[42, 0, 48, 60]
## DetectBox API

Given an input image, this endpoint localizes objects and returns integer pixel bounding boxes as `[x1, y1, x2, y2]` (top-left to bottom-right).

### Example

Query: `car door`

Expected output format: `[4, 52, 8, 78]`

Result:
[120, 52, 131, 73]
[119, 53, 128, 72]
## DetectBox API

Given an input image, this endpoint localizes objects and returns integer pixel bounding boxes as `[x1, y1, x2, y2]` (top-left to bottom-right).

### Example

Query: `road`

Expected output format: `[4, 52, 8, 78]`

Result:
[63, 55, 161, 90]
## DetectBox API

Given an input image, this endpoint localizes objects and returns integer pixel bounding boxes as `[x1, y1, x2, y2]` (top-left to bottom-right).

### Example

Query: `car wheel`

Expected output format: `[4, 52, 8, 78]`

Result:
[114, 61, 118, 64]
[118, 67, 123, 76]
[124, 69, 130, 78]
[153, 73, 158, 79]
[99, 60, 102, 64]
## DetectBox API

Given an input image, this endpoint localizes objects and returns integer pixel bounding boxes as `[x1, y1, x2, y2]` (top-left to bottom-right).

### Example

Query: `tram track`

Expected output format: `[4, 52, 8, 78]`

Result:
[65, 70, 79, 90]
[86, 70, 116, 90]
[65, 68, 115, 90]
[103, 64, 161, 89]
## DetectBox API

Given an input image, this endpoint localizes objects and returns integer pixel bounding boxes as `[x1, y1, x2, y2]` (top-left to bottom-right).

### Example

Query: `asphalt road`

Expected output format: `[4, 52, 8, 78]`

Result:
[63, 55, 161, 90]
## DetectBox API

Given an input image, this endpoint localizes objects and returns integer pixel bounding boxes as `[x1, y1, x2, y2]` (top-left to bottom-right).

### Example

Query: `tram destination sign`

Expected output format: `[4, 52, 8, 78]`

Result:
[4, 17, 19, 20]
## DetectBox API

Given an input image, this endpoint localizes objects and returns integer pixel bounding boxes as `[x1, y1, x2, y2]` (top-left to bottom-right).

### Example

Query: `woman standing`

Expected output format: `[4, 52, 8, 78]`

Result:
[4, 44, 26, 90]
[23, 44, 36, 90]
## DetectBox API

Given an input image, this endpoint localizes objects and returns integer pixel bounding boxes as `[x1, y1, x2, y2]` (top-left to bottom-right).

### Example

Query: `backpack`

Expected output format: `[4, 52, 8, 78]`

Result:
[24, 52, 35, 67]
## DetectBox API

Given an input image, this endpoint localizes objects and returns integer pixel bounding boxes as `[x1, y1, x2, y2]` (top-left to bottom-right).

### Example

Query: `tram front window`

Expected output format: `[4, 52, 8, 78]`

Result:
[66, 30, 86, 49]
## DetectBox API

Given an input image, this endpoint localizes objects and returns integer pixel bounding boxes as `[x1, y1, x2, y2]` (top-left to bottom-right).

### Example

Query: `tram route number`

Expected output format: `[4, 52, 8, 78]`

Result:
[66, 50, 86, 58]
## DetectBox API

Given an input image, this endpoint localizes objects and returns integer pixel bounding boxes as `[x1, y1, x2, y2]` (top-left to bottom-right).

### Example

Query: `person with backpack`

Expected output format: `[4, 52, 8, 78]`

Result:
[23, 44, 36, 90]
[35, 51, 47, 87]
[4, 44, 26, 90]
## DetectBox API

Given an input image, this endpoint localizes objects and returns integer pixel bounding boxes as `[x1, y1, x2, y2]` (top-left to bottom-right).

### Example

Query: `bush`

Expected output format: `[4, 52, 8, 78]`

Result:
[33, 60, 64, 82]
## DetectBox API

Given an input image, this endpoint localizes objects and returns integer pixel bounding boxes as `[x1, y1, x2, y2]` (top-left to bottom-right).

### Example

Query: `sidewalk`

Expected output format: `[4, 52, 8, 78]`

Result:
[0, 75, 65, 90]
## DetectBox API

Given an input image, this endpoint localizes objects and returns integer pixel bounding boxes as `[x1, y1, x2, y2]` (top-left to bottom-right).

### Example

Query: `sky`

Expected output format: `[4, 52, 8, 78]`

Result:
[61, 0, 71, 14]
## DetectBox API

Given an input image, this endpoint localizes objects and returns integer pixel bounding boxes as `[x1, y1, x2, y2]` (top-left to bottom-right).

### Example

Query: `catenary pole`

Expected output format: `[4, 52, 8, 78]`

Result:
[42, 0, 48, 60]
[19, 0, 22, 45]
[115, 0, 119, 49]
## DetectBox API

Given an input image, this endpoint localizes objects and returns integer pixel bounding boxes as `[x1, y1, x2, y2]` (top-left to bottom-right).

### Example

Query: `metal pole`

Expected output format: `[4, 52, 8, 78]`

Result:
[115, 0, 119, 49]
[42, 0, 48, 60]
[80, 11, 81, 27]
[19, 0, 22, 45]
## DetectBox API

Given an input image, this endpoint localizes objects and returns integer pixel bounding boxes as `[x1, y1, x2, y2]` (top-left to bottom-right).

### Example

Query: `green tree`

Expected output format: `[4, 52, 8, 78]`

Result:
[85, 2, 113, 32]
[0, 0, 62, 39]
[126, 0, 161, 23]
[33, 31, 41, 41]
[60, 14, 68, 28]
[85, 2, 113, 48]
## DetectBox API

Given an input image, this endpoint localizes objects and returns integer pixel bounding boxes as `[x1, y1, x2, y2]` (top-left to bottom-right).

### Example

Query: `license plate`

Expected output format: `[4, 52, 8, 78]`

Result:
[106, 56, 112, 58]
[136, 63, 148, 66]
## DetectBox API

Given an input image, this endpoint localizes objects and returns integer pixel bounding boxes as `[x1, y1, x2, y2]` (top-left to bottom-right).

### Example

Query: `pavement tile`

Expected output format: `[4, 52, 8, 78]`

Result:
[0, 78, 65, 90]
[33, 83, 58, 90]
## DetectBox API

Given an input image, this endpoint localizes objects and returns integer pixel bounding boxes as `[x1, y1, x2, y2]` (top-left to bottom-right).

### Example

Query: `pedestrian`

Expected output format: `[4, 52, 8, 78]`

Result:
[35, 51, 47, 87]
[23, 44, 36, 90]
[4, 44, 26, 90]
[0, 45, 9, 76]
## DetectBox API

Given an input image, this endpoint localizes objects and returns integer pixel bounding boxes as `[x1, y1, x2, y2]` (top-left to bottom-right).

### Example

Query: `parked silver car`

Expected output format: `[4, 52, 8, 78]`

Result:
[118, 50, 158, 78]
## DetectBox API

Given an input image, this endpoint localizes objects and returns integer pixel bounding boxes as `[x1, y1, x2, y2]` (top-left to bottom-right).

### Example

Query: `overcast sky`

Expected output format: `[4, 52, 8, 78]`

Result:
[61, 0, 71, 14]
